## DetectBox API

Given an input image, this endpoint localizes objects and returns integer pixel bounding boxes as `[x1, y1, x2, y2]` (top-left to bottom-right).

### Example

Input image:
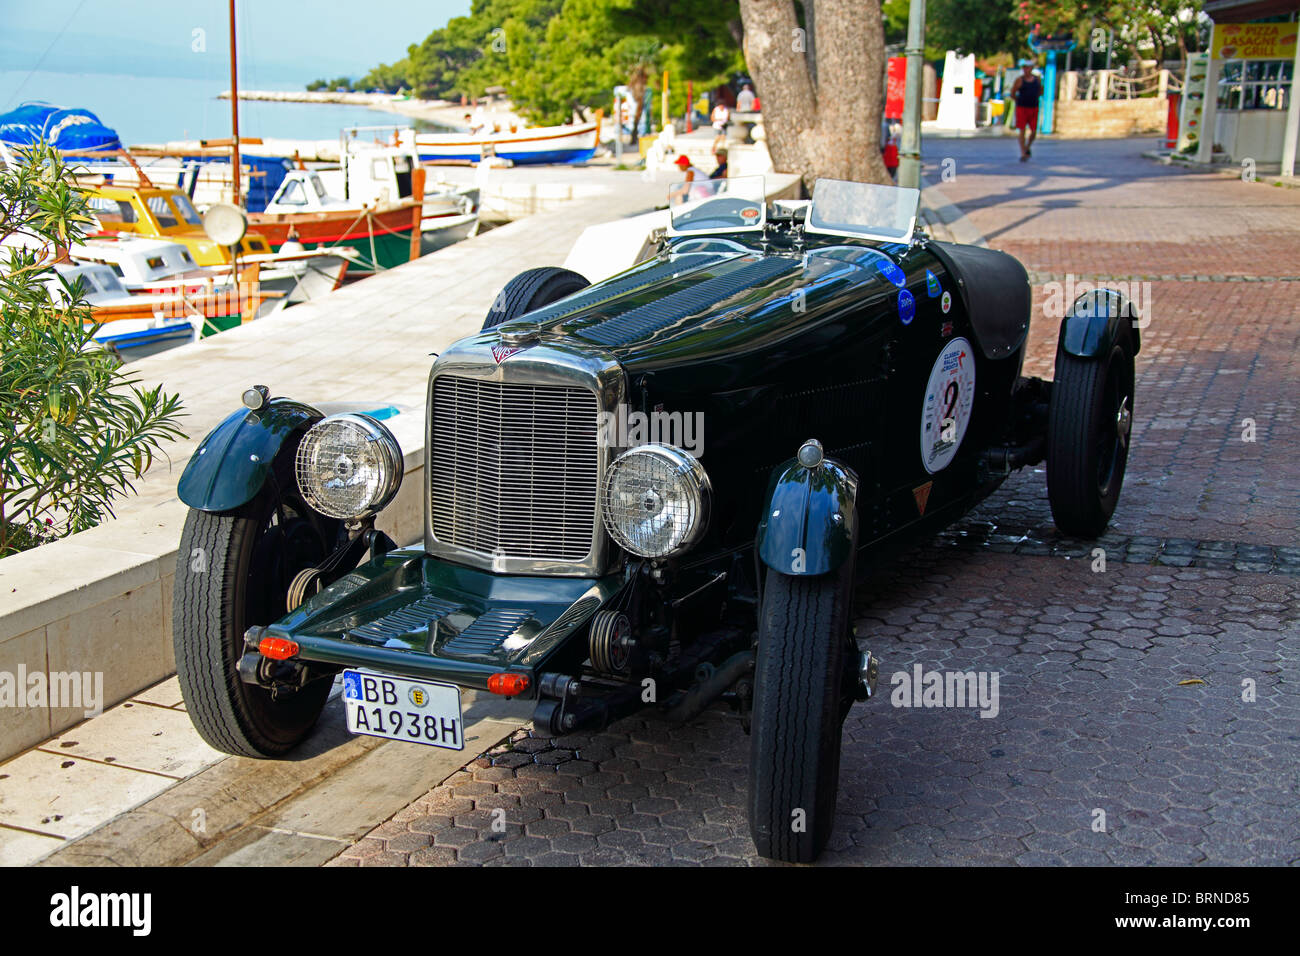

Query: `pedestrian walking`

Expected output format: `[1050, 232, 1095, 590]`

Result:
[1010, 59, 1042, 162]
[710, 100, 730, 152]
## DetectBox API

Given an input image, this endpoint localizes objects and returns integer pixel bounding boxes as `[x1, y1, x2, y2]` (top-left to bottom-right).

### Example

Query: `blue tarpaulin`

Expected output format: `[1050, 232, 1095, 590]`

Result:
[0, 102, 123, 155]
[235, 154, 292, 213]
[151, 152, 291, 213]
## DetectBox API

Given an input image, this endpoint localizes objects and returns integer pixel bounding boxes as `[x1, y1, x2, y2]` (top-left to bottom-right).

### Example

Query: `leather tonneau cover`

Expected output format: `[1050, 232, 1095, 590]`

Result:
[928, 241, 1031, 360]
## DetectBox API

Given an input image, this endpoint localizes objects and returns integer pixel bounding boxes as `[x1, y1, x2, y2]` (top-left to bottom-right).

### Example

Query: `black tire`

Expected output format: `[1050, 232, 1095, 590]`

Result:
[1046, 336, 1135, 538]
[482, 266, 589, 330]
[748, 559, 857, 863]
[173, 489, 339, 757]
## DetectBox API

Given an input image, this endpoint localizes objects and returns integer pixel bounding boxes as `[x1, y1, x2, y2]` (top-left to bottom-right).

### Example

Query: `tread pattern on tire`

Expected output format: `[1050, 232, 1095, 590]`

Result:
[482, 266, 590, 330]
[748, 566, 851, 863]
[1047, 339, 1133, 538]
[173, 507, 327, 758]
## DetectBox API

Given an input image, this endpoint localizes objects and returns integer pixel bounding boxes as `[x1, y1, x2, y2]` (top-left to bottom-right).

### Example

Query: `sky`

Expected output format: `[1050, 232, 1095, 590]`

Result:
[0, 0, 472, 86]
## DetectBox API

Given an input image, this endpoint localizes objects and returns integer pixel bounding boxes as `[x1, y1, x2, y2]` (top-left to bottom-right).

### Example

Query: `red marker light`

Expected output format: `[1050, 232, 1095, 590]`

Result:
[258, 637, 299, 660]
[487, 672, 530, 696]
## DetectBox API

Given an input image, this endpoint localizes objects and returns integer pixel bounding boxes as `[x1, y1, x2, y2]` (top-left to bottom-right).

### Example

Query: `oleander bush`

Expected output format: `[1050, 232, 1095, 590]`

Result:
[0, 142, 185, 557]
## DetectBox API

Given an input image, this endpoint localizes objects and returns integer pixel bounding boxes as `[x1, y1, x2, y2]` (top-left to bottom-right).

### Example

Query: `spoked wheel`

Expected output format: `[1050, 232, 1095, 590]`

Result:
[1047, 336, 1135, 538]
[747, 556, 858, 863]
[173, 484, 341, 758]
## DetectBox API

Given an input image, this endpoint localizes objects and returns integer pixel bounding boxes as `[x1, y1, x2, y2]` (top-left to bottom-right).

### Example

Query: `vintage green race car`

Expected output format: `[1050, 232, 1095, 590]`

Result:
[173, 177, 1139, 863]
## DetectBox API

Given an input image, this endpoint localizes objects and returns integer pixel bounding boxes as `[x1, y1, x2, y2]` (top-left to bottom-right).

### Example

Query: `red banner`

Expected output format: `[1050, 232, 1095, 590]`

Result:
[886, 57, 907, 120]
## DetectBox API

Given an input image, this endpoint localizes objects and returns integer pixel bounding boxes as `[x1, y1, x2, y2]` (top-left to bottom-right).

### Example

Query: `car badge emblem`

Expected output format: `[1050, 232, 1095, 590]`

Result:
[941, 290, 952, 314]
[925, 270, 941, 297]
[913, 481, 933, 516]
[492, 345, 523, 364]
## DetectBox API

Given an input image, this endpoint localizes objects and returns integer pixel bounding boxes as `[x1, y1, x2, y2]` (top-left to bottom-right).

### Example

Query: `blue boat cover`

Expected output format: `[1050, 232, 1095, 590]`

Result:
[240, 155, 292, 213]
[0, 102, 123, 156]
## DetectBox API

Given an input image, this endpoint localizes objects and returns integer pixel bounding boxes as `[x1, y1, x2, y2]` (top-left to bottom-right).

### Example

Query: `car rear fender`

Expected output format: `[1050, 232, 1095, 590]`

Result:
[177, 398, 323, 513]
[1059, 288, 1142, 359]
[756, 457, 859, 576]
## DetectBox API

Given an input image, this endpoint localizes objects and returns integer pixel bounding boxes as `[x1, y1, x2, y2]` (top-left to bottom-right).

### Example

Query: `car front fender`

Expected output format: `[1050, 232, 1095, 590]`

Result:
[756, 457, 859, 576]
[1059, 288, 1142, 359]
[177, 399, 322, 513]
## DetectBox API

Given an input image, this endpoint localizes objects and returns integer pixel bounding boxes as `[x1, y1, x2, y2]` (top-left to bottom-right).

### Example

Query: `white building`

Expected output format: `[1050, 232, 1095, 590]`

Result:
[1199, 1, 1300, 175]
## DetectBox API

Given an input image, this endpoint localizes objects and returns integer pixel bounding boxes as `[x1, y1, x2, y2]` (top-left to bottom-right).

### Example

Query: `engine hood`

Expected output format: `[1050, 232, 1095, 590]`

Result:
[488, 243, 908, 374]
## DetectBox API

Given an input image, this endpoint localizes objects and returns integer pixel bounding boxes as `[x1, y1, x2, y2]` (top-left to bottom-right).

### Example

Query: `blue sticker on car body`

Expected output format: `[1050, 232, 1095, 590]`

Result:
[876, 259, 907, 288]
[925, 270, 941, 297]
[898, 289, 916, 325]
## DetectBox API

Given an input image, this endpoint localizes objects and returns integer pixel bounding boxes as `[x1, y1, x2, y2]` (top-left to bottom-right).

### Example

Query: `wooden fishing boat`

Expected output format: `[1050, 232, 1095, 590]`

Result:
[71, 236, 353, 315]
[411, 118, 601, 165]
[246, 199, 422, 278]
[82, 181, 273, 265]
[50, 263, 281, 358]
[262, 143, 474, 262]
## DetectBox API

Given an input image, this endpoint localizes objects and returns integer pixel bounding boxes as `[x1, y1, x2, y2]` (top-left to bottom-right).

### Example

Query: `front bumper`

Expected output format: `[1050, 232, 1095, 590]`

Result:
[256, 549, 622, 696]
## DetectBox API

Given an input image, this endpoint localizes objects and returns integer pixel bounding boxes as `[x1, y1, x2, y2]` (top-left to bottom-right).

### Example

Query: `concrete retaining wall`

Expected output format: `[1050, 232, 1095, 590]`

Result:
[1054, 98, 1168, 138]
[0, 171, 801, 762]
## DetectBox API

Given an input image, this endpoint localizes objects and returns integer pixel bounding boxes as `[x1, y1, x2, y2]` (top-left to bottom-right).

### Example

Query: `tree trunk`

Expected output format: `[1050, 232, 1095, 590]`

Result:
[739, 0, 890, 190]
[727, 17, 745, 49]
[628, 64, 648, 145]
[1147, 25, 1164, 68]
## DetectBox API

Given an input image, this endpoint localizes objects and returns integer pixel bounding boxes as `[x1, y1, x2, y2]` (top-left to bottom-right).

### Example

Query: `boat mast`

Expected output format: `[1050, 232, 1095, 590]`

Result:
[228, 0, 242, 207]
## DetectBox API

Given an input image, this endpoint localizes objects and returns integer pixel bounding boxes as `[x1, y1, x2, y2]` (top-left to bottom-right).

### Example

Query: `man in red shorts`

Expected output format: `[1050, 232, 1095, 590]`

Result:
[1010, 59, 1042, 162]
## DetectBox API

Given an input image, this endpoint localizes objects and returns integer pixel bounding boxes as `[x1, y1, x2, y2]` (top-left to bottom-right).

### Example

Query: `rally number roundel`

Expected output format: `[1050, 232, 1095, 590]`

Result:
[920, 336, 976, 474]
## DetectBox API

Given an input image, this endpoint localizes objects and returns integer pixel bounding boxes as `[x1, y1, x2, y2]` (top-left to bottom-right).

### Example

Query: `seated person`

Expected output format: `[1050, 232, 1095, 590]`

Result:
[669, 154, 710, 203]
[709, 147, 729, 180]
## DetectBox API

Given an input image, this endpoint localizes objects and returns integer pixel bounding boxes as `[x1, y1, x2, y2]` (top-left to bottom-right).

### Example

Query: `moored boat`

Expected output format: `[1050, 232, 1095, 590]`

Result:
[49, 262, 280, 358]
[82, 181, 273, 264]
[70, 236, 353, 317]
[246, 200, 422, 278]
[409, 119, 601, 166]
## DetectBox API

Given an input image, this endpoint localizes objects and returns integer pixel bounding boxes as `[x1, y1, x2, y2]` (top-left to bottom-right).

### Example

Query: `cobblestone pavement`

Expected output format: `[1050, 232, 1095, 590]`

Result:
[329, 138, 1300, 867]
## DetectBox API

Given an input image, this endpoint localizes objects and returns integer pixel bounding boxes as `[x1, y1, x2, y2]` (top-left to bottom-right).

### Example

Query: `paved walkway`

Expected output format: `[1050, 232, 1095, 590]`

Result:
[0, 167, 800, 865]
[328, 137, 1300, 866]
[0, 169, 666, 864]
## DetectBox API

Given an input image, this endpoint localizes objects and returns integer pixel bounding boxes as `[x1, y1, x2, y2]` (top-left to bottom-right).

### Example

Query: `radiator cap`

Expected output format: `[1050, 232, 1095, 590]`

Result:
[499, 321, 541, 346]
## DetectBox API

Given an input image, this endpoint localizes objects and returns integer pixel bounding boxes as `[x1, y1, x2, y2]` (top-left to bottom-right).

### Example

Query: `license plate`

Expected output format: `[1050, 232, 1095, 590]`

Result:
[341, 670, 463, 750]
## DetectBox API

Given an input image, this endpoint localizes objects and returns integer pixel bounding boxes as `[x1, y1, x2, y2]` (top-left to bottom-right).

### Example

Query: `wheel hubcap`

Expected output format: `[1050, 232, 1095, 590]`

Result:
[855, 651, 880, 701]
[1115, 398, 1132, 448]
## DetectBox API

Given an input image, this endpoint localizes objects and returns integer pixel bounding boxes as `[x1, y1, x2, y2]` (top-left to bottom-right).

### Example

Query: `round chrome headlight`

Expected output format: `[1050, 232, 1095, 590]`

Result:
[295, 413, 403, 519]
[601, 444, 711, 559]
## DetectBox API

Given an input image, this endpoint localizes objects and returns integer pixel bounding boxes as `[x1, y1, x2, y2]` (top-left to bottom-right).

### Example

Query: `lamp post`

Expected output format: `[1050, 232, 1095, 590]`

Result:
[898, 0, 926, 189]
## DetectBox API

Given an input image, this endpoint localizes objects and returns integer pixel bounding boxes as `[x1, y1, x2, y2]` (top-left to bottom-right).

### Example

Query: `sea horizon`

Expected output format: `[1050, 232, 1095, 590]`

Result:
[1, 69, 404, 146]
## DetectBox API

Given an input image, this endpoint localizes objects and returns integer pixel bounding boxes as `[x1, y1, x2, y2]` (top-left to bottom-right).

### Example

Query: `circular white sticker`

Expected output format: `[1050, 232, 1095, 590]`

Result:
[920, 336, 976, 474]
[941, 290, 952, 313]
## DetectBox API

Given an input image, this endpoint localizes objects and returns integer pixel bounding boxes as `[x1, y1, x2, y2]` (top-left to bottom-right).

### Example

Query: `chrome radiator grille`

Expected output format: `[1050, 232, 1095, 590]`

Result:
[430, 375, 600, 562]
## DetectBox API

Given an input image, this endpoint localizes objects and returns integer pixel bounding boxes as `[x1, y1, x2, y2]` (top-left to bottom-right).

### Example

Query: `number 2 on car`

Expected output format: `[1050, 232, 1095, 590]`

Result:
[342, 670, 464, 749]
